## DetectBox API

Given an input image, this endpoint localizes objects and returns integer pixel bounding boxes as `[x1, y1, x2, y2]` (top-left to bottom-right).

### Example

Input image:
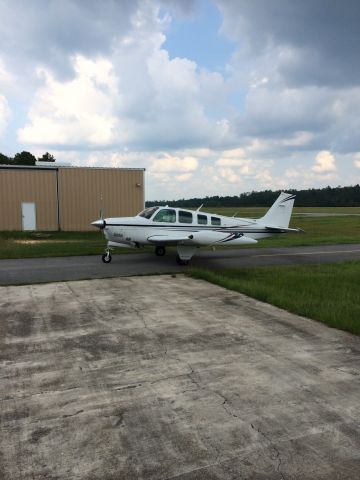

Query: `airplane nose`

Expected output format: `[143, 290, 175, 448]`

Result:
[91, 219, 106, 229]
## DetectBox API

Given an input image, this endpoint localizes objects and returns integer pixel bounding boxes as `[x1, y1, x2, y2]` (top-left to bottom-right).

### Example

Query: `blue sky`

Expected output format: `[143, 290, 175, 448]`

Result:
[163, 0, 235, 73]
[1, 0, 360, 200]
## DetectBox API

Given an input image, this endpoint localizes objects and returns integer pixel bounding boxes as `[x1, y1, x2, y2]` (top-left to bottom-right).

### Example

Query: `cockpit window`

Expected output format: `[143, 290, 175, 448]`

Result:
[153, 208, 176, 223]
[139, 207, 159, 219]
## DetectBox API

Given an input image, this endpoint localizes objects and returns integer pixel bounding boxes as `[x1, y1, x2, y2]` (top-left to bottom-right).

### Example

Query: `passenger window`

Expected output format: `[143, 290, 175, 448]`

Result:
[211, 216, 221, 226]
[197, 214, 207, 225]
[179, 210, 193, 224]
[153, 209, 176, 223]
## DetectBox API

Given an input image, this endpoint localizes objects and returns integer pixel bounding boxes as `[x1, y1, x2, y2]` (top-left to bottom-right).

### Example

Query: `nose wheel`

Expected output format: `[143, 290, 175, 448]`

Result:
[102, 250, 112, 263]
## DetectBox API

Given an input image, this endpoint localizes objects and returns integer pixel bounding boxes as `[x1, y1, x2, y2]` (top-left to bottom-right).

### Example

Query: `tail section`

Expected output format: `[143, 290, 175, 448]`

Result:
[259, 192, 295, 228]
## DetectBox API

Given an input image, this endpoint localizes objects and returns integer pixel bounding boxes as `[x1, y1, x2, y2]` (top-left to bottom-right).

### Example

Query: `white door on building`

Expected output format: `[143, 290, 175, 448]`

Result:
[21, 202, 37, 230]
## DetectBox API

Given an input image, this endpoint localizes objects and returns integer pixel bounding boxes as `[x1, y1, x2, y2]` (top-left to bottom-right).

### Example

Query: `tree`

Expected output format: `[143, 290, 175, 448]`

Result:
[0, 153, 12, 165]
[38, 152, 55, 162]
[12, 151, 36, 166]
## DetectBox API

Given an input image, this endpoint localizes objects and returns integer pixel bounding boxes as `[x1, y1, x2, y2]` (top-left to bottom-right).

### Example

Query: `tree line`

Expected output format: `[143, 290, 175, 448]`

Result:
[146, 185, 360, 207]
[0, 151, 55, 165]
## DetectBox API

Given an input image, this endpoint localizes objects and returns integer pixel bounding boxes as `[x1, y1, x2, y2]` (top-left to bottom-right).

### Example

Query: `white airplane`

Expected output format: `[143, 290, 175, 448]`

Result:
[91, 192, 302, 265]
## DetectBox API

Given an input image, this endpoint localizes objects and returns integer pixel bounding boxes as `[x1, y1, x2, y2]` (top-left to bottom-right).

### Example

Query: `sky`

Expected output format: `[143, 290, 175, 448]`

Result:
[1, 0, 360, 201]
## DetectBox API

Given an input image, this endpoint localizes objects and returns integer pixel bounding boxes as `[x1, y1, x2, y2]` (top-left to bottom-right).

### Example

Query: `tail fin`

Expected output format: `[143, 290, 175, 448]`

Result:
[259, 192, 295, 228]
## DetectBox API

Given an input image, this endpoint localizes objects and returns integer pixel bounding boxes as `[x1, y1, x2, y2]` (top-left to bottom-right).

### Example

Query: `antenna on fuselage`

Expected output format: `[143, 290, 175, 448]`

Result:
[232, 212, 238, 217]
[196, 204, 203, 211]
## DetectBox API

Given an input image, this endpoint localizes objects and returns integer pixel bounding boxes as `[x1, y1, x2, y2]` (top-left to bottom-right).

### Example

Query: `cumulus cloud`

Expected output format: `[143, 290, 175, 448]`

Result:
[354, 153, 360, 169]
[0, 0, 139, 80]
[0, 95, 11, 138]
[2, 0, 360, 197]
[311, 150, 337, 173]
[150, 154, 198, 173]
[216, 0, 360, 87]
[215, 148, 252, 174]
[0, 58, 14, 92]
[216, 0, 360, 161]
[17, 2, 232, 152]
[18, 56, 119, 147]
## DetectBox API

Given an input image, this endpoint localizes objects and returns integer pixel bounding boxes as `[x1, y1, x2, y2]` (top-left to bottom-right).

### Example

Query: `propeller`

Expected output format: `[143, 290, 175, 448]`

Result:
[91, 219, 106, 229]
[91, 193, 106, 229]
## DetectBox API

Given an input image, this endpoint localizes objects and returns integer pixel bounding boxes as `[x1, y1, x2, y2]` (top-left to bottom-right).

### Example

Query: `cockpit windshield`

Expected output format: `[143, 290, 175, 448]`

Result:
[138, 206, 159, 219]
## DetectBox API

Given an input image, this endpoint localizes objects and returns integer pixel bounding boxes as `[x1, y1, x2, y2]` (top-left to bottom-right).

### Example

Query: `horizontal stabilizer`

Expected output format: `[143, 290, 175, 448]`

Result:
[265, 226, 304, 233]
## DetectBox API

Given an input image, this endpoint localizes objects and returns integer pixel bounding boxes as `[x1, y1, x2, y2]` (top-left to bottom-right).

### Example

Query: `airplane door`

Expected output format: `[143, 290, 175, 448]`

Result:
[21, 202, 37, 230]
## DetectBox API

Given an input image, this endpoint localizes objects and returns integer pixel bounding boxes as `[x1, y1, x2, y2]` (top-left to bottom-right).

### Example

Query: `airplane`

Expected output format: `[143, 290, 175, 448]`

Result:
[91, 191, 302, 265]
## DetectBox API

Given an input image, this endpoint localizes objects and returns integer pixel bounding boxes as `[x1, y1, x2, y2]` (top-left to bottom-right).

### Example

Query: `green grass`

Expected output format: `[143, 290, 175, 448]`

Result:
[0, 231, 107, 259]
[189, 262, 360, 335]
[256, 215, 360, 248]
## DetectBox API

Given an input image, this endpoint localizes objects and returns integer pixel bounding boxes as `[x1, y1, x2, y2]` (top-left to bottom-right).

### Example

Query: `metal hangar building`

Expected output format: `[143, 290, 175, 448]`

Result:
[0, 164, 145, 231]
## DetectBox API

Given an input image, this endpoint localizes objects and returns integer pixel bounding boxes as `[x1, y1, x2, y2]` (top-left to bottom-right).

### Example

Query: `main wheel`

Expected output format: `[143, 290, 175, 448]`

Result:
[155, 246, 166, 256]
[102, 253, 112, 263]
[176, 255, 189, 266]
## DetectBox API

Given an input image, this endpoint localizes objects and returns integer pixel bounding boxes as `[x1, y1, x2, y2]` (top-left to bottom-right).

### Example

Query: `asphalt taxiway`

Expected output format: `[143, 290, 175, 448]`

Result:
[0, 243, 359, 285]
[1, 275, 360, 479]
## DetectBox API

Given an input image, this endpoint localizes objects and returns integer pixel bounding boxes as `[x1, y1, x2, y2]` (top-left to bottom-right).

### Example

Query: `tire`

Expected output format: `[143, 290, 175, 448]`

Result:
[176, 255, 189, 266]
[102, 253, 112, 263]
[155, 246, 166, 256]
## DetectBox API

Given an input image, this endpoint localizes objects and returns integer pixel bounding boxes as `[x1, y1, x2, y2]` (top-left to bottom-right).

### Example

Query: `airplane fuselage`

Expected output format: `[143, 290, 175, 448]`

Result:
[101, 207, 276, 248]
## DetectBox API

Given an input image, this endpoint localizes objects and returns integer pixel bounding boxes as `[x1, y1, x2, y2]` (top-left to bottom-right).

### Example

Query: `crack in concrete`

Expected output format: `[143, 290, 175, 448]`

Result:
[250, 423, 286, 480]
[134, 306, 168, 358]
[115, 383, 142, 390]
[62, 409, 84, 418]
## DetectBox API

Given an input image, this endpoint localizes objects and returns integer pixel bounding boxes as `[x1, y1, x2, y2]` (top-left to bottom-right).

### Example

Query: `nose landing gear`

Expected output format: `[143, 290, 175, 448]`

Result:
[102, 249, 112, 263]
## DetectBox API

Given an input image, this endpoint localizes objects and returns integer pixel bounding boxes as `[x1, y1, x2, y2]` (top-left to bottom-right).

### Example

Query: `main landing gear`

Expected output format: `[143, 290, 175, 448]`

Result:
[155, 246, 166, 257]
[176, 255, 189, 266]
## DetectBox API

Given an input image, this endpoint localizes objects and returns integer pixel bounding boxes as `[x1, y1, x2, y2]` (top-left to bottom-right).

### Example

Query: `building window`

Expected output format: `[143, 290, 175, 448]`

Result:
[179, 210, 193, 223]
[211, 216, 221, 226]
[197, 214, 207, 225]
[153, 208, 176, 223]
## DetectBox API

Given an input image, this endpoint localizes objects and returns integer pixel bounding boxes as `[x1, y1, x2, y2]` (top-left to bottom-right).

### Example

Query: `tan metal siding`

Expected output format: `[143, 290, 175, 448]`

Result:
[58, 168, 144, 231]
[0, 170, 58, 230]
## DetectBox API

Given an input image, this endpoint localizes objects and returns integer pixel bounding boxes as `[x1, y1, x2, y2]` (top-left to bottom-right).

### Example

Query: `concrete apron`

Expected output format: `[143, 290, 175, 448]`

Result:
[1, 275, 360, 480]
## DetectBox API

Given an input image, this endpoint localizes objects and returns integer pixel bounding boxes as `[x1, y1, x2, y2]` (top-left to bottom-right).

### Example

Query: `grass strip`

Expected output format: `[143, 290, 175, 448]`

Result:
[189, 261, 360, 336]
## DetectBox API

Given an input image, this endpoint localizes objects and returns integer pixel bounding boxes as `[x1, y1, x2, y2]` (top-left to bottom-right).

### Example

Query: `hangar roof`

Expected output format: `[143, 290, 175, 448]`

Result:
[0, 164, 145, 171]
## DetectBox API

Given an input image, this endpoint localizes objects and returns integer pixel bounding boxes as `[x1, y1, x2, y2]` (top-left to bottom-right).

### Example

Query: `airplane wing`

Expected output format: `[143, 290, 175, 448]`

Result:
[147, 231, 258, 246]
[147, 234, 193, 245]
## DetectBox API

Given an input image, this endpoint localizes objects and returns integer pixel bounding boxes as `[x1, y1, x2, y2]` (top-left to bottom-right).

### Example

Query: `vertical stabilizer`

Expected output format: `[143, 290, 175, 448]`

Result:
[259, 192, 295, 228]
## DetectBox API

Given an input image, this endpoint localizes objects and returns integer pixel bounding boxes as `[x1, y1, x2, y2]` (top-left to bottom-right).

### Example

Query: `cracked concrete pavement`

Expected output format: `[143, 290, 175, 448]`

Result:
[1, 275, 360, 479]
